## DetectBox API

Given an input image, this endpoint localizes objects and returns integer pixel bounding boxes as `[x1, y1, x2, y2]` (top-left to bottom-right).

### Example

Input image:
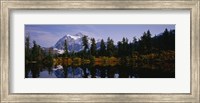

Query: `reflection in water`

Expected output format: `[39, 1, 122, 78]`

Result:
[25, 62, 175, 78]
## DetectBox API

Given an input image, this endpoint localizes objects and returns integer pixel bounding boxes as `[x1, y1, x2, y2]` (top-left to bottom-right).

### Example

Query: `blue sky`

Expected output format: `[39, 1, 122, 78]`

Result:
[25, 25, 175, 47]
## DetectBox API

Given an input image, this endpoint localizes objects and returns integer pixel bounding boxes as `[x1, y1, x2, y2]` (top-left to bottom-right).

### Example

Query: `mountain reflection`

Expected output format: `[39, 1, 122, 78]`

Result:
[26, 62, 175, 78]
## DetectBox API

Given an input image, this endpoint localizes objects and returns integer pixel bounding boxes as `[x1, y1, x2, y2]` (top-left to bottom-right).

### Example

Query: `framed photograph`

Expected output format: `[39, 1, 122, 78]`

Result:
[1, 0, 199, 102]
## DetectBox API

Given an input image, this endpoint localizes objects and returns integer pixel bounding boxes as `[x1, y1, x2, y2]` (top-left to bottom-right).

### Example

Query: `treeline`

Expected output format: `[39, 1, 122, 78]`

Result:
[62, 29, 175, 58]
[25, 28, 175, 66]
[25, 36, 53, 67]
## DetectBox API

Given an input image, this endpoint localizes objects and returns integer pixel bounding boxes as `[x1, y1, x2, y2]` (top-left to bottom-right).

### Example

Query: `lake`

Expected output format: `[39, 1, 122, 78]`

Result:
[25, 62, 175, 78]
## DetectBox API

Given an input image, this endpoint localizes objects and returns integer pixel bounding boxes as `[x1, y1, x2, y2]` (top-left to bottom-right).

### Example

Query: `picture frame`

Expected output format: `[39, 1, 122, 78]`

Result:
[0, 0, 199, 102]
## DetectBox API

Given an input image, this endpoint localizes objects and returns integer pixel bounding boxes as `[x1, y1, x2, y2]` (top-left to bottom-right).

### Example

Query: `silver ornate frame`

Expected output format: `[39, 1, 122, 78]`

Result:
[1, 0, 199, 102]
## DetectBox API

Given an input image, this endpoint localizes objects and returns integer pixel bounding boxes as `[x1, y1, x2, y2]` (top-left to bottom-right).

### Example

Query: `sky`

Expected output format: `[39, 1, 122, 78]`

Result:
[25, 25, 175, 47]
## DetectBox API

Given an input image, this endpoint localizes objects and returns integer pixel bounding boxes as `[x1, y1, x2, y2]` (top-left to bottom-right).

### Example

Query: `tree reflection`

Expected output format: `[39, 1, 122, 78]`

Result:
[26, 61, 175, 78]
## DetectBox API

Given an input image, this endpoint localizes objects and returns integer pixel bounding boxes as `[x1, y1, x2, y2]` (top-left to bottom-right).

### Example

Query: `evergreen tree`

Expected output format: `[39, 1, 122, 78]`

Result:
[31, 41, 44, 63]
[82, 35, 89, 53]
[131, 37, 138, 54]
[117, 41, 123, 57]
[32, 40, 38, 61]
[25, 33, 30, 63]
[139, 30, 152, 54]
[146, 30, 152, 53]
[25, 33, 31, 77]
[64, 40, 68, 57]
[90, 38, 96, 56]
[169, 29, 175, 50]
[99, 39, 106, 56]
[133, 37, 137, 44]
[45, 48, 53, 67]
[163, 28, 170, 50]
[121, 37, 129, 56]
[37, 45, 43, 63]
[106, 37, 115, 57]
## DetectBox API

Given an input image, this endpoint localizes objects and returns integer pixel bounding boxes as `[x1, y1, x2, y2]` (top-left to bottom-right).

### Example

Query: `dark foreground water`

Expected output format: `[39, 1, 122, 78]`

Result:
[25, 62, 175, 78]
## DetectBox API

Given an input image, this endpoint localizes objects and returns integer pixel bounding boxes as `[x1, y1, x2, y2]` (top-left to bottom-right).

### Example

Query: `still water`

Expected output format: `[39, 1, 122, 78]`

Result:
[25, 63, 175, 78]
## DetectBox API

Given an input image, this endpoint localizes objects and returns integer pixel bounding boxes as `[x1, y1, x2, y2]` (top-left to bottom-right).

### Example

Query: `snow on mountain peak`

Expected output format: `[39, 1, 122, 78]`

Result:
[74, 32, 84, 37]
[54, 32, 85, 52]
[65, 32, 84, 40]
[54, 32, 101, 53]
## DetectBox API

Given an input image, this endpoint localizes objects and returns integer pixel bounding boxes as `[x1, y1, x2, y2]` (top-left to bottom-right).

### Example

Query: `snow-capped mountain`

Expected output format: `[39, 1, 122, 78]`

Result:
[54, 32, 101, 53]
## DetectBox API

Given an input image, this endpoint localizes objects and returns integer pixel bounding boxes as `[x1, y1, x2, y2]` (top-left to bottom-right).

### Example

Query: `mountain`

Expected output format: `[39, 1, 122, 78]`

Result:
[54, 32, 101, 53]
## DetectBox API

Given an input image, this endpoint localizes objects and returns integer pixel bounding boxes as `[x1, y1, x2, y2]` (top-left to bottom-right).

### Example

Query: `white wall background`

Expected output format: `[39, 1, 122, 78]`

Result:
[10, 10, 190, 93]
